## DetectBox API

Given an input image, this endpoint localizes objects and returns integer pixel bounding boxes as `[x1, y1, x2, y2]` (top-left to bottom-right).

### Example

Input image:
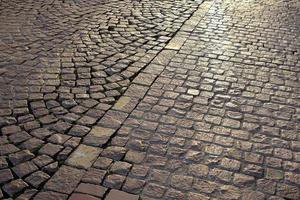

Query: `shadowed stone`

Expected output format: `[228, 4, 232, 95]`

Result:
[12, 161, 38, 178]
[3, 179, 28, 197]
[25, 171, 50, 188]
[44, 165, 84, 194]
[0, 169, 13, 184]
[8, 150, 35, 165]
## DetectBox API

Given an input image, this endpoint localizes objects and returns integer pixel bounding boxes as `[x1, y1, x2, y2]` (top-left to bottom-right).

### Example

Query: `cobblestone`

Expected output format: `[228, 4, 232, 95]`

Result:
[0, 0, 300, 199]
[44, 165, 84, 194]
[66, 144, 101, 169]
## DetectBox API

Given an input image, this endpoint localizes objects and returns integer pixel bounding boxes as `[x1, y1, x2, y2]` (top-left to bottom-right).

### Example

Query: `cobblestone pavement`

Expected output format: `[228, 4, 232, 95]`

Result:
[0, 0, 300, 199]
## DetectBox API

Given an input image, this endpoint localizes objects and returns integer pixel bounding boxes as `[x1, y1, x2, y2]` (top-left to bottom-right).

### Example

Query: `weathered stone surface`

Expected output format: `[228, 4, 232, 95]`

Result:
[124, 150, 146, 164]
[123, 178, 146, 194]
[75, 183, 107, 198]
[106, 189, 139, 200]
[143, 183, 166, 198]
[30, 128, 52, 139]
[233, 173, 255, 186]
[33, 191, 68, 200]
[113, 96, 139, 113]
[1, 125, 21, 135]
[0, 169, 14, 184]
[38, 143, 63, 156]
[57, 146, 73, 161]
[0, 156, 8, 169]
[257, 179, 276, 194]
[84, 127, 115, 146]
[103, 174, 126, 189]
[25, 171, 50, 188]
[20, 138, 44, 151]
[165, 35, 187, 50]
[15, 189, 38, 200]
[188, 164, 209, 177]
[69, 193, 100, 200]
[133, 73, 157, 86]
[47, 133, 71, 144]
[0, 144, 19, 155]
[12, 161, 38, 178]
[276, 183, 300, 200]
[93, 157, 113, 169]
[124, 84, 148, 99]
[43, 161, 59, 174]
[68, 125, 90, 137]
[242, 190, 265, 200]
[66, 144, 101, 169]
[44, 165, 84, 194]
[187, 192, 210, 200]
[110, 161, 132, 175]
[3, 179, 28, 197]
[170, 175, 193, 191]
[101, 146, 127, 160]
[217, 185, 241, 200]
[165, 188, 185, 199]
[8, 150, 35, 165]
[81, 168, 106, 184]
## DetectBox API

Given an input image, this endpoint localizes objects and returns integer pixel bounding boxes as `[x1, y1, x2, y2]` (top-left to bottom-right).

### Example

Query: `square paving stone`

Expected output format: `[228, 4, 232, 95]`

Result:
[0, 144, 19, 155]
[32, 155, 53, 168]
[66, 144, 102, 169]
[20, 138, 44, 151]
[105, 189, 139, 200]
[123, 178, 145, 194]
[98, 110, 128, 129]
[81, 168, 107, 184]
[110, 161, 132, 175]
[101, 146, 127, 160]
[33, 191, 68, 200]
[12, 161, 38, 178]
[68, 125, 90, 137]
[133, 73, 157, 86]
[124, 84, 148, 99]
[15, 189, 38, 199]
[93, 157, 113, 169]
[3, 179, 28, 197]
[9, 131, 31, 144]
[8, 150, 35, 165]
[0, 169, 14, 184]
[38, 143, 63, 156]
[1, 125, 21, 135]
[75, 183, 107, 197]
[44, 165, 85, 194]
[47, 134, 71, 145]
[103, 174, 126, 189]
[84, 127, 115, 147]
[25, 171, 50, 188]
[69, 193, 101, 200]
[113, 96, 139, 113]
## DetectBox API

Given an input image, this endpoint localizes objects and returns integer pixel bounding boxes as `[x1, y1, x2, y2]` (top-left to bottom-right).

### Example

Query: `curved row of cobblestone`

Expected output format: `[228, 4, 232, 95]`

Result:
[0, 0, 201, 199]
